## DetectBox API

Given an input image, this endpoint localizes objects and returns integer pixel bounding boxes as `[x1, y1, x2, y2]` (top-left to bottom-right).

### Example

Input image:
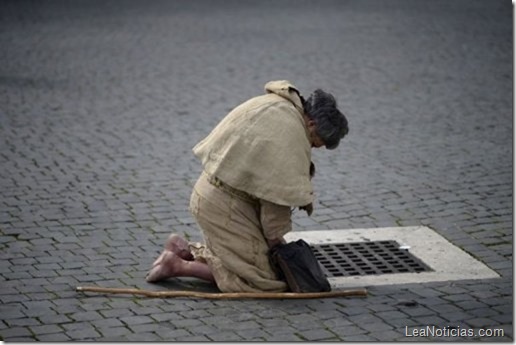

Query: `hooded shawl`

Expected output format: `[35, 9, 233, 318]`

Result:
[192, 80, 313, 207]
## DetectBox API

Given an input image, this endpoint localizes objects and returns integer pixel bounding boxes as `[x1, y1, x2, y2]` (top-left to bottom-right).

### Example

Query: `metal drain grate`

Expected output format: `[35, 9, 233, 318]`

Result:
[311, 240, 432, 277]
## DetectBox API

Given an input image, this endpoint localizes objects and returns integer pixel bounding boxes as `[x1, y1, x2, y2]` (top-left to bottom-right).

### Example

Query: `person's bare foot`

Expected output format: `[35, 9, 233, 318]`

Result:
[152, 234, 193, 268]
[146, 251, 185, 283]
[165, 234, 194, 261]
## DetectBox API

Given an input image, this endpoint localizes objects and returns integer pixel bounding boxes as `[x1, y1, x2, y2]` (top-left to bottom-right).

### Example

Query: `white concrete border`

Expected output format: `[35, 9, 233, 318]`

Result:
[285, 226, 500, 288]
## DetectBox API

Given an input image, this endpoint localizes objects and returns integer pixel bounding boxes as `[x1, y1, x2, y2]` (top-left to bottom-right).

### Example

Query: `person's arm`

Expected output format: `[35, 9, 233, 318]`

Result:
[259, 199, 292, 248]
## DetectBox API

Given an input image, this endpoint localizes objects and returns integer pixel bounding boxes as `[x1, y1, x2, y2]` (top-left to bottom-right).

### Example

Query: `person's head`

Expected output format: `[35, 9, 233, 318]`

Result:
[302, 89, 349, 149]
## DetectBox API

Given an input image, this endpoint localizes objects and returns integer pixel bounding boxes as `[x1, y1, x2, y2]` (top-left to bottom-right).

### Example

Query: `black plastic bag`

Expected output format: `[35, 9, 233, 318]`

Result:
[269, 239, 331, 293]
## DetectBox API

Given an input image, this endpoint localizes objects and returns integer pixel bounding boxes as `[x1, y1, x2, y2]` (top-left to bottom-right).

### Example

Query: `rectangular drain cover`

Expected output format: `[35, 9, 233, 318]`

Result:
[287, 227, 499, 287]
[311, 240, 432, 277]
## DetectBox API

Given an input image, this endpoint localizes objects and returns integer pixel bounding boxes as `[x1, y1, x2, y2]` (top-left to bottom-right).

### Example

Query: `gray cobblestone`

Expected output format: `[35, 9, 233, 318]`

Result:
[127, 322, 162, 334]
[342, 334, 380, 341]
[235, 328, 270, 340]
[298, 328, 338, 341]
[187, 324, 218, 336]
[206, 331, 244, 341]
[465, 317, 500, 328]
[5, 318, 40, 328]
[400, 305, 438, 317]
[0, 0, 512, 342]
[384, 317, 419, 328]
[120, 315, 155, 326]
[266, 332, 305, 341]
[96, 326, 130, 338]
[64, 326, 101, 340]
[36, 333, 71, 341]
[441, 311, 475, 322]
[125, 331, 161, 341]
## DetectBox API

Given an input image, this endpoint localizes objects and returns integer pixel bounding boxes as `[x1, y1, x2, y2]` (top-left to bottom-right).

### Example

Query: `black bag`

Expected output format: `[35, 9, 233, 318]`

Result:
[269, 239, 331, 293]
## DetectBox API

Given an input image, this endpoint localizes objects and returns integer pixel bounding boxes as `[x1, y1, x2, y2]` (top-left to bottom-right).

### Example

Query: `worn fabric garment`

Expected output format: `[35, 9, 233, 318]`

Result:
[189, 172, 290, 293]
[192, 80, 313, 207]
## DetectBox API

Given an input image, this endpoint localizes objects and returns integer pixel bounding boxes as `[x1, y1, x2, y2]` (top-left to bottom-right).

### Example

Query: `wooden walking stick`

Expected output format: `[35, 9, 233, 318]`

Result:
[76, 286, 367, 300]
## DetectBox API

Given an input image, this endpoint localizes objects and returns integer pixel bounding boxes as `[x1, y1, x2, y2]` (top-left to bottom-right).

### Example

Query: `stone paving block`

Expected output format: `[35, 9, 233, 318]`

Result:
[468, 307, 502, 318]
[227, 311, 258, 322]
[0, 304, 26, 320]
[36, 333, 71, 341]
[427, 303, 466, 315]
[125, 331, 162, 341]
[128, 322, 163, 334]
[255, 308, 288, 319]
[96, 326, 130, 338]
[341, 306, 371, 316]
[170, 318, 204, 328]
[187, 324, 218, 336]
[442, 293, 477, 303]
[6, 337, 36, 342]
[464, 317, 500, 328]
[366, 302, 398, 312]
[258, 320, 293, 331]
[455, 300, 490, 311]
[342, 334, 381, 341]
[386, 319, 420, 330]
[285, 313, 320, 325]
[29, 324, 64, 336]
[440, 311, 475, 322]
[330, 324, 368, 338]
[69, 310, 103, 322]
[120, 315, 155, 326]
[375, 310, 410, 321]
[0, 0, 512, 342]
[5, 317, 41, 327]
[1, 326, 33, 339]
[491, 314, 513, 324]
[215, 320, 262, 331]
[150, 312, 185, 322]
[309, 309, 348, 321]
[322, 317, 354, 329]
[90, 317, 125, 329]
[178, 308, 211, 319]
[1, 272, 33, 283]
[296, 329, 338, 341]
[64, 326, 102, 341]
[37, 313, 72, 324]
[201, 315, 234, 327]
[177, 335, 212, 341]
[235, 328, 270, 340]
[264, 332, 304, 342]
[205, 331, 244, 341]
[100, 308, 136, 319]
[346, 313, 389, 326]
[413, 315, 450, 327]
[369, 329, 406, 341]
[360, 321, 395, 333]
[399, 305, 437, 317]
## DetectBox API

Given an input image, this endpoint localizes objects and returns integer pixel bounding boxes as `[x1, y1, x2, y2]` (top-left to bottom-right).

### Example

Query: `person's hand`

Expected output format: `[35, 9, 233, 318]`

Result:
[267, 237, 286, 248]
[299, 203, 313, 216]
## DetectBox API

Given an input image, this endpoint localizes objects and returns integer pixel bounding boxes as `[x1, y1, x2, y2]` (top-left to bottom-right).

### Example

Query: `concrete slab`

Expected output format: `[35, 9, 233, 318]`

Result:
[285, 227, 500, 288]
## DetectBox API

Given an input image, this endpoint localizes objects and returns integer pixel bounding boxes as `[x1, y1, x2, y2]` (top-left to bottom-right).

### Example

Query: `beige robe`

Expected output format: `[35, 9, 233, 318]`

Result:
[189, 173, 290, 292]
[189, 81, 313, 292]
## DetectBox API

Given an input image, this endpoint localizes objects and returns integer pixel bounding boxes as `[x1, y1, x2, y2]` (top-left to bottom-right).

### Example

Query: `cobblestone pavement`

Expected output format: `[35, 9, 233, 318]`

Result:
[0, 0, 512, 341]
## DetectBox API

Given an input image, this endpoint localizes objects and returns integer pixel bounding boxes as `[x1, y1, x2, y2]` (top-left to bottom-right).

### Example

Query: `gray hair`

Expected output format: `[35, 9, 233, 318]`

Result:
[302, 89, 349, 150]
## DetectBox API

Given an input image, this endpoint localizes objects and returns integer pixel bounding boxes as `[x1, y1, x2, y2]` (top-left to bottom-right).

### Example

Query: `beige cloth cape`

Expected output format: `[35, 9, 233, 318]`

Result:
[192, 80, 313, 207]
